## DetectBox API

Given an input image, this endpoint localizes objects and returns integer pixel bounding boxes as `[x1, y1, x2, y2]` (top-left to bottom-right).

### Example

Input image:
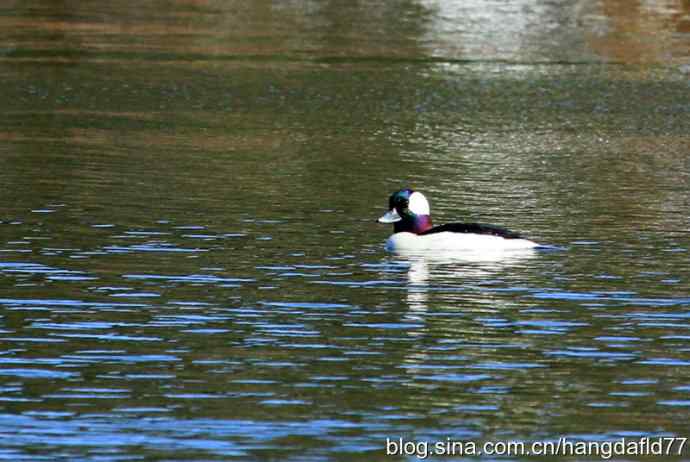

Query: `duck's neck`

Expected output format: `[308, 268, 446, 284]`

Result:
[394, 214, 432, 234]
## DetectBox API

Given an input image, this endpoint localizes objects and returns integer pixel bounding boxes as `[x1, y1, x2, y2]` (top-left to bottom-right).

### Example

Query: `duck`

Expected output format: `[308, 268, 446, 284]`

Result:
[377, 189, 539, 252]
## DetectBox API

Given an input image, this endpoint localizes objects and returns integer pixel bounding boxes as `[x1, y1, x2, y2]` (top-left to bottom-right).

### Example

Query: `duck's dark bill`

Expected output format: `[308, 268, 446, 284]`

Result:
[378, 209, 401, 223]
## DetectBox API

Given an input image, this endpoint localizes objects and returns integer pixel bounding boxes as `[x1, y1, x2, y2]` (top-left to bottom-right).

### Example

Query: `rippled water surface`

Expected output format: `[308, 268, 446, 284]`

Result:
[1, 1, 690, 460]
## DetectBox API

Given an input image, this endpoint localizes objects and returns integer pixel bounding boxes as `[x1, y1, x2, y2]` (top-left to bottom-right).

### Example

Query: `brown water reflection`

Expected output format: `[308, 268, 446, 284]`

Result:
[585, 0, 690, 63]
[2, 0, 688, 63]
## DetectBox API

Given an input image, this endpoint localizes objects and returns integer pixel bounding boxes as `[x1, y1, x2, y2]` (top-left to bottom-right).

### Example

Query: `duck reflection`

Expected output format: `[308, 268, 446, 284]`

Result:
[390, 249, 539, 378]
[399, 248, 539, 287]
[396, 248, 539, 326]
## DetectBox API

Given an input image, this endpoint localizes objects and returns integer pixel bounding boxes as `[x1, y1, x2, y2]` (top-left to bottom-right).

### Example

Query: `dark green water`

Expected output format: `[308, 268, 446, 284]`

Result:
[1, 1, 689, 460]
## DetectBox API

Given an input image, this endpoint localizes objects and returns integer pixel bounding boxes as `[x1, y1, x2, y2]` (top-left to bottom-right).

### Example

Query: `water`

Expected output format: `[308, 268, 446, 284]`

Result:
[1, 1, 690, 460]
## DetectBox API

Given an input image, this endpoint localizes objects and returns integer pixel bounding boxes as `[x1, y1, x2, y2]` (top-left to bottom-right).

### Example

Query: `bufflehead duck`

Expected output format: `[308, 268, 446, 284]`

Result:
[377, 189, 539, 252]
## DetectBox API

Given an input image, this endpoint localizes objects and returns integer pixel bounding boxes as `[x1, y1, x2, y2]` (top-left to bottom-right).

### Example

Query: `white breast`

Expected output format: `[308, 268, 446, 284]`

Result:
[385, 231, 539, 252]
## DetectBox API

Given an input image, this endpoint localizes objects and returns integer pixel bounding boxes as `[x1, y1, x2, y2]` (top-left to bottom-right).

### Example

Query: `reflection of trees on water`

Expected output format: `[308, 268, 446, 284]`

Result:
[422, 0, 689, 63]
[420, 0, 588, 62]
[5, 0, 688, 62]
[4, 0, 432, 58]
[583, 0, 690, 63]
[3, 0, 688, 233]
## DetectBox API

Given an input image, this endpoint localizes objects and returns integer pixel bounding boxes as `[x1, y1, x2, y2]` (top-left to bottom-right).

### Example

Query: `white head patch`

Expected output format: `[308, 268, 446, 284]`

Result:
[409, 191, 430, 215]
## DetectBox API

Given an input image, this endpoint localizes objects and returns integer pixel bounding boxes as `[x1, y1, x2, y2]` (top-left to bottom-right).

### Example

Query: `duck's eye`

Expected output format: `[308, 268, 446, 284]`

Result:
[389, 194, 409, 210]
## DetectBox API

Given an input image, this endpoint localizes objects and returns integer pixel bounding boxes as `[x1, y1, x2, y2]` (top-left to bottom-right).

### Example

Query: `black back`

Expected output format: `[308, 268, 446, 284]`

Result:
[420, 223, 523, 239]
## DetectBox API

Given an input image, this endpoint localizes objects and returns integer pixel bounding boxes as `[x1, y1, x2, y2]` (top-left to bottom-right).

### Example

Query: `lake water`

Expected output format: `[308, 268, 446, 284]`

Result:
[1, 1, 689, 460]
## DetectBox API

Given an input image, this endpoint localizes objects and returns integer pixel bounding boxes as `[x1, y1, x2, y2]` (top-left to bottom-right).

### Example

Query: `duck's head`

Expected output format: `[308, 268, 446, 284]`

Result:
[377, 188, 433, 234]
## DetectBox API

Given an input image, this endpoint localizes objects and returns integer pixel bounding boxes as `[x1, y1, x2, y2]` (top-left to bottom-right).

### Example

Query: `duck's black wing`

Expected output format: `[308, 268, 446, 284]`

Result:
[421, 223, 523, 239]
